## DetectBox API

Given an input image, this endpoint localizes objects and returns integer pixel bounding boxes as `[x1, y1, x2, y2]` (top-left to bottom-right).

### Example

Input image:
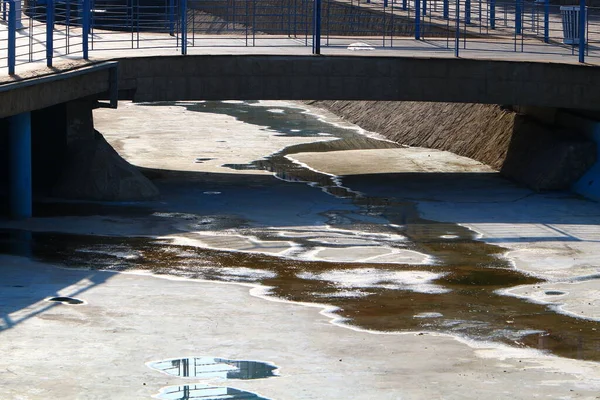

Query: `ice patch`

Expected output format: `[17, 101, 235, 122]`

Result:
[414, 312, 443, 319]
[348, 42, 375, 51]
[298, 269, 450, 294]
[267, 108, 286, 114]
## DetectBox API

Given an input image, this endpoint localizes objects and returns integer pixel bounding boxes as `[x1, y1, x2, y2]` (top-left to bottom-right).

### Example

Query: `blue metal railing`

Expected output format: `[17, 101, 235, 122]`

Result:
[0, 0, 595, 75]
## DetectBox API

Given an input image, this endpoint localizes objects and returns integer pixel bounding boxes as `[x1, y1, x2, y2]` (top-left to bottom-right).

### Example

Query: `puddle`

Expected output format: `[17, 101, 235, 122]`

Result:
[47, 296, 84, 305]
[147, 357, 277, 380]
[155, 384, 270, 400]
[3, 229, 598, 361]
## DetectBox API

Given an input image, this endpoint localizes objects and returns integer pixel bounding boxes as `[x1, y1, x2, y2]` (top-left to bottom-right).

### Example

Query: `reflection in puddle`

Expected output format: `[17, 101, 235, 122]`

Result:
[148, 357, 277, 380]
[155, 383, 269, 400]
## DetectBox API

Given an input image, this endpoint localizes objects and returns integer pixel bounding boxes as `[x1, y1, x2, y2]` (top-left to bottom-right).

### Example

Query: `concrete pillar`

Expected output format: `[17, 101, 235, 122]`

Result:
[8, 112, 32, 220]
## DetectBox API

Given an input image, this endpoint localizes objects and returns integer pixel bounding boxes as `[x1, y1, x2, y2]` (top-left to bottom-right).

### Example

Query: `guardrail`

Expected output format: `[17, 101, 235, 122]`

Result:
[0, 0, 594, 75]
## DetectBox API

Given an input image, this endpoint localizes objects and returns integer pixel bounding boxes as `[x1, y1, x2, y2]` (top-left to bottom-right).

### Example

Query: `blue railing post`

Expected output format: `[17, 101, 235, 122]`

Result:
[579, 0, 585, 63]
[443, 0, 449, 19]
[455, 0, 460, 57]
[465, 0, 470, 24]
[46, 0, 54, 67]
[543, 0, 549, 42]
[8, 0, 15, 75]
[384, 0, 388, 7]
[402, 0, 407, 10]
[180, 0, 187, 54]
[515, 0, 522, 35]
[83, 0, 90, 58]
[423, 0, 427, 15]
[415, 0, 420, 39]
[312, 0, 321, 54]
[169, 0, 175, 36]
[490, 0, 495, 29]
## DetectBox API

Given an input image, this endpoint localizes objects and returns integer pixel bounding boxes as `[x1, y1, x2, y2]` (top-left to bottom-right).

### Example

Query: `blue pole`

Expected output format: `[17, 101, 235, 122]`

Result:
[443, 0, 448, 19]
[83, 0, 90, 58]
[490, 0, 495, 29]
[579, 0, 585, 63]
[46, 0, 54, 67]
[465, 0, 470, 24]
[402, 0, 407, 10]
[169, 0, 174, 36]
[180, 0, 187, 54]
[415, 0, 420, 39]
[8, 0, 15, 75]
[455, 0, 460, 57]
[543, 0, 549, 42]
[8, 112, 32, 220]
[384, 0, 388, 7]
[313, 0, 321, 54]
[515, 0, 522, 35]
[423, 0, 427, 15]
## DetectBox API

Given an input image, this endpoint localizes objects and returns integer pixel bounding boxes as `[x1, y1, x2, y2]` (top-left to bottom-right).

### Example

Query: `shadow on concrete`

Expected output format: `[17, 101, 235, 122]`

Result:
[0, 230, 112, 333]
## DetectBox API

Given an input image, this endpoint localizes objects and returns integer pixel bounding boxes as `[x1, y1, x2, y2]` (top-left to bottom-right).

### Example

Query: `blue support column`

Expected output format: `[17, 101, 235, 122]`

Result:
[83, 0, 90, 58]
[313, 0, 321, 54]
[8, 112, 32, 220]
[46, 0, 54, 67]
[465, 0, 470, 24]
[490, 0, 495, 29]
[415, 0, 420, 39]
[180, 0, 187, 54]
[579, 0, 585, 63]
[8, 0, 15, 75]
[543, 0, 549, 42]
[443, 0, 448, 19]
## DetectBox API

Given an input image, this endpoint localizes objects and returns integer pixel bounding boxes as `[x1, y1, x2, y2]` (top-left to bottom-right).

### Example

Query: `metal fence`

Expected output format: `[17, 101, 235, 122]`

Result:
[0, 0, 594, 75]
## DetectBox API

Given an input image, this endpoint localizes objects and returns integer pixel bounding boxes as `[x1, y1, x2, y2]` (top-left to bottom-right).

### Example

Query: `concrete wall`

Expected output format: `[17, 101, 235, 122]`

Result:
[116, 55, 600, 111]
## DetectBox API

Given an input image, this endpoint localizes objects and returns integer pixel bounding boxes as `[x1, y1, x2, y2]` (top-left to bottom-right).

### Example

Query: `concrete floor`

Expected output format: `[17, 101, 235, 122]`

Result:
[1, 101, 600, 399]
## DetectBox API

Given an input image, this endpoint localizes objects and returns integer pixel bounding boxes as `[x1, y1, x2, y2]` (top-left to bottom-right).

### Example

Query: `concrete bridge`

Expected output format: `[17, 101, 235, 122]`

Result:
[1, 52, 599, 220]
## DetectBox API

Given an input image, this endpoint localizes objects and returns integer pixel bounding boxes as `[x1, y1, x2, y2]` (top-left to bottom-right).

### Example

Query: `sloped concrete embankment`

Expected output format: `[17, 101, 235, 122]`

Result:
[307, 101, 597, 191]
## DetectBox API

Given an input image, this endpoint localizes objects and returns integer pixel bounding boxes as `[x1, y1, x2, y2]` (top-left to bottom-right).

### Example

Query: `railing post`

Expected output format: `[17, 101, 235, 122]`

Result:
[415, 0, 420, 39]
[402, 0, 407, 10]
[543, 0, 549, 42]
[8, 0, 15, 75]
[46, 0, 54, 67]
[465, 0, 470, 24]
[443, 0, 448, 19]
[83, 0, 90, 58]
[384, 0, 388, 7]
[515, 0, 522, 35]
[169, 0, 175, 36]
[455, 0, 460, 57]
[180, 0, 187, 54]
[579, 0, 585, 63]
[490, 0, 495, 29]
[312, 0, 321, 54]
[423, 0, 427, 15]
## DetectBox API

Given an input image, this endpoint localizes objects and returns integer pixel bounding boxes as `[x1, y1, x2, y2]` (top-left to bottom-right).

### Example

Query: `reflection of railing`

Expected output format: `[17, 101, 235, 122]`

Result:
[0, 0, 595, 75]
